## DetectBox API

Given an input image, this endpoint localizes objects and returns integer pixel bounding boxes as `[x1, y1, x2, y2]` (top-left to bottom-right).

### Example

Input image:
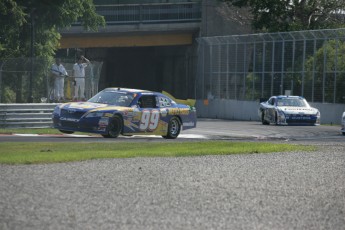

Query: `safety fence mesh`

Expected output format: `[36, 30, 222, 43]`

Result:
[0, 58, 103, 103]
[196, 28, 345, 103]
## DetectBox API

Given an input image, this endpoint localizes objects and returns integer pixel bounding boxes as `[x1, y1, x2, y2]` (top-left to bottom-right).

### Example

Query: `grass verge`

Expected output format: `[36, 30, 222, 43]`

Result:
[0, 141, 315, 165]
[0, 128, 87, 135]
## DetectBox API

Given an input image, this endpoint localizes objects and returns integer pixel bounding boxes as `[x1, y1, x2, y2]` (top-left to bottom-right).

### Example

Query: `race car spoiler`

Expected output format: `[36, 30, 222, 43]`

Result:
[162, 91, 196, 107]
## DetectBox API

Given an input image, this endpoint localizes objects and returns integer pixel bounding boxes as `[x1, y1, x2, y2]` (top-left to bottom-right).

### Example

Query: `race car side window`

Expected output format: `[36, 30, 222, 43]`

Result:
[137, 95, 157, 108]
[277, 100, 284, 106]
[268, 98, 275, 105]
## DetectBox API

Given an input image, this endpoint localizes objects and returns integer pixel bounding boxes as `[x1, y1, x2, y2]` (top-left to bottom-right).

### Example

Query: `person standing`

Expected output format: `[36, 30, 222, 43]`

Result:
[72, 55, 90, 101]
[51, 58, 68, 102]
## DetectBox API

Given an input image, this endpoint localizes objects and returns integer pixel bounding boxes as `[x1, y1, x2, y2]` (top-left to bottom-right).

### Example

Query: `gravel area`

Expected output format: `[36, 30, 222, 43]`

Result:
[0, 143, 344, 230]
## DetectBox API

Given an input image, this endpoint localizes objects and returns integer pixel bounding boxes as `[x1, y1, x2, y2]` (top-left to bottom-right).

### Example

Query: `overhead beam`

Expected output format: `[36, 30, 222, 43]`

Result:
[59, 33, 194, 49]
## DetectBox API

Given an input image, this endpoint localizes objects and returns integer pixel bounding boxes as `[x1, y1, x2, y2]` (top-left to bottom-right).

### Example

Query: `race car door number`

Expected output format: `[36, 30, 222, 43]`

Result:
[139, 109, 160, 131]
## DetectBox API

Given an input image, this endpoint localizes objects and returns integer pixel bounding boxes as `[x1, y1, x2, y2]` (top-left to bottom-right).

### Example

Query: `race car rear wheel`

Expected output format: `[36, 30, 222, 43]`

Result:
[59, 130, 74, 134]
[102, 115, 123, 138]
[162, 117, 181, 139]
[261, 112, 270, 125]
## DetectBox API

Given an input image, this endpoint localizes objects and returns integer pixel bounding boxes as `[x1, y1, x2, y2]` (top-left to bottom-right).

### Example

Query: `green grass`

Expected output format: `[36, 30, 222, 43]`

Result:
[0, 128, 92, 135]
[0, 141, 315, 165]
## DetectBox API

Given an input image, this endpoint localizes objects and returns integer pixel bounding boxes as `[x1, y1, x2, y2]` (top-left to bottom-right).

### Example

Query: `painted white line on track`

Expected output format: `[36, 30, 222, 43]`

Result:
[126, 134, 208, 139]
[64, 134, 95, 138]
[179, 134, 208, 139]
[14, 134, 39, 137]
[13, 133, 95, 138]
[11, 133, 208, 139]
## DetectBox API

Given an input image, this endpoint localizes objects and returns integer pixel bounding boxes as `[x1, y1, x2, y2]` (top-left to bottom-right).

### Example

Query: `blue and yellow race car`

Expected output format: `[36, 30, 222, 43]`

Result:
[52, 88, 197, 139]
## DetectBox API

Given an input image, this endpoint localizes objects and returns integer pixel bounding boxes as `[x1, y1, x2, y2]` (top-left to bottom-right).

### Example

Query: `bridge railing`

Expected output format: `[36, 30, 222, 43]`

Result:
[73, 2, 201, 26]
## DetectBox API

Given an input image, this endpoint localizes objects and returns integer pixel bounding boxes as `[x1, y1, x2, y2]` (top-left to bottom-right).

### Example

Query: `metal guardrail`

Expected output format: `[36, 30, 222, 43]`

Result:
[0, 103, 57, 128]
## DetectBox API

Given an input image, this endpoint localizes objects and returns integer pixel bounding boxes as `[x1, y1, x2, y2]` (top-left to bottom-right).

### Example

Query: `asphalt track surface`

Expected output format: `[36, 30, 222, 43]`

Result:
[0, 118, 343, 142]
[1, 119, 345, 230]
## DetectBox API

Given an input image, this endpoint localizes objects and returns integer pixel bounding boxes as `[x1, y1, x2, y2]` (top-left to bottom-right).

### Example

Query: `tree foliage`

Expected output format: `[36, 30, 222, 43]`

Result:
[0, 0, 105, 59]
[0, 0, 105, 103]
[221, 0, 345, 32]
[304, 40, 345, 103]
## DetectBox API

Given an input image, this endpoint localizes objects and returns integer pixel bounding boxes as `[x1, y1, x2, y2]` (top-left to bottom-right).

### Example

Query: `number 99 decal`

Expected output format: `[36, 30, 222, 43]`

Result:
[139, 109, 160, 131]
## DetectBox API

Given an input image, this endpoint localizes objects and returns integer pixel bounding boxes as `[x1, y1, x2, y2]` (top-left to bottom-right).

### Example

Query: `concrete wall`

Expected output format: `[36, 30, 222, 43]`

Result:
[200, 0, 252, 37]
[309, 102, 345, 125]
[196, 99, 345, 125]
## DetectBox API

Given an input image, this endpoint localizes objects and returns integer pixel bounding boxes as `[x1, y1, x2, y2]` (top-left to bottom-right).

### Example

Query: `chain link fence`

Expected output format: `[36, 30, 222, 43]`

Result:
[0, 58, 103, 103]
[196, 28, 345, 104]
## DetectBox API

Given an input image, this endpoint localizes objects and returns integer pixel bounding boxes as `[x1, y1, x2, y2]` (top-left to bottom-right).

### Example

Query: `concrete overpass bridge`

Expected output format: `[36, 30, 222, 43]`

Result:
[59, 1, 202, 98]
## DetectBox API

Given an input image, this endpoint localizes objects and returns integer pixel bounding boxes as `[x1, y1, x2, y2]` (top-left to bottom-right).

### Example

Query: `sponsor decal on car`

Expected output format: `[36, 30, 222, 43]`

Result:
[124, 118, 139, 131]
[60, 117, 79, 122]
[160, 109, 168, 117]
[168, 108, 190, 115]
[290, 116, 311, 120]
[98, 117, 109, 127]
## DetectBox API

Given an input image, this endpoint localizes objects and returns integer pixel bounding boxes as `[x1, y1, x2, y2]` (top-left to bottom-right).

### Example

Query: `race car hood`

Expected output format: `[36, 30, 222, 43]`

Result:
[278, 106, 318, 115]
[61, 102, 108, 112]
[59, 102, 130, 114]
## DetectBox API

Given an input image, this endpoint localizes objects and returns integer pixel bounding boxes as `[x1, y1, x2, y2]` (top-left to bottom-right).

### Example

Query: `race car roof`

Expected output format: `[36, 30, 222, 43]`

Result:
[275, 95, 305, 99]
[104, 87, 152, 94]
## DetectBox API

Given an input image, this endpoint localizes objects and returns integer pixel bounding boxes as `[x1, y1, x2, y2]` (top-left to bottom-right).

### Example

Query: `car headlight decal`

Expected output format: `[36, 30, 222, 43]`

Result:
[84, 111, 105, 118]
[53, 106, 61, 116]
[276, 110, 286, 123]
[277, 110, 285, 116]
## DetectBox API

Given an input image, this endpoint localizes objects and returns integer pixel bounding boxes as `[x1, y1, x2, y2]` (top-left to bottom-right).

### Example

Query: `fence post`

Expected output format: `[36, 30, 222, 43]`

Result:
[0, 62, 3, 103]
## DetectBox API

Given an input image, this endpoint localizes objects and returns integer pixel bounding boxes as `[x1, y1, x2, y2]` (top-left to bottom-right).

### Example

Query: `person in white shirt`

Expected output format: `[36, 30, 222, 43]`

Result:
[72, 56, 90, 101]
[51, 58, 68, 102]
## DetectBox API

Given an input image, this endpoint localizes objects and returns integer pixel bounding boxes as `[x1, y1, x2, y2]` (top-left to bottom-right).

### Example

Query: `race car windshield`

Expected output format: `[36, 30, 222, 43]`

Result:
[88, 91, 135, 106]
[277, 98, 307, 107]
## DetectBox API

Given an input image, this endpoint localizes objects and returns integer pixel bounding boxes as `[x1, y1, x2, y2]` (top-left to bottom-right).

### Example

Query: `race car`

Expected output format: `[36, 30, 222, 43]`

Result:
[52, 88, 197, 139]
[341, 111, 345, 135]
[258, 95, 320, 125]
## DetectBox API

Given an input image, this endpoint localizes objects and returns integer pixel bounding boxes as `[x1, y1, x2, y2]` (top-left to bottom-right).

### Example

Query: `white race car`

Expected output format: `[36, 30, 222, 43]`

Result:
[341, 112, 345, 135]
[258, 95, 320, 125]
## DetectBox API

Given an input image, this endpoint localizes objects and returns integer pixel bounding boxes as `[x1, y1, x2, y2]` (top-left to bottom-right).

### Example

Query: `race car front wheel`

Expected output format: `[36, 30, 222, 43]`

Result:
[274, 112, 278, 125]
[162, 117, 181, 139]
[102, 115, 123, 138]
[261, 111, 270, 125]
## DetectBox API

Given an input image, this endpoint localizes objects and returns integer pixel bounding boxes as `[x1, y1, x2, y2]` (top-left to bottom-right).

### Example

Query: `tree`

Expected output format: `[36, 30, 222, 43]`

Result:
[0, 0, 26, 58]
[304, 40, 345, 103]
[0, 0, 105, 103]
[221, 0, 345, 32]
[0, 0, 105, 59]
